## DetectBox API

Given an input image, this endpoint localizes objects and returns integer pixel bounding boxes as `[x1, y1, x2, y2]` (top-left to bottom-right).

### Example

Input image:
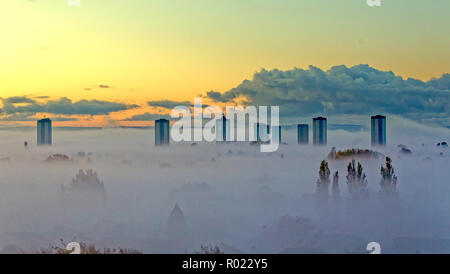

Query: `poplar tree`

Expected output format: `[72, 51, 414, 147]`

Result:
[316, 160, 331, 199]
[346, 159, 368, 199]
[380, 157, 397, 195]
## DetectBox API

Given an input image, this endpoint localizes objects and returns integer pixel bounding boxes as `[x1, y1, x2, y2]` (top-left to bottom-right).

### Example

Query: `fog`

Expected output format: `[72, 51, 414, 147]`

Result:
[0, 116, 449, 253]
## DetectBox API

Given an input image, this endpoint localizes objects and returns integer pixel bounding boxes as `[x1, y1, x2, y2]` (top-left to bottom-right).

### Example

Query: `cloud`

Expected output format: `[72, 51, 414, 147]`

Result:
[206, 91, 236, 103]
[122, 112, 172, 121]
[50, 117, 79, 122]
[147, 99, 210, 110]
[0, 113, 78, 122]
[206, 65, 450, 126]
[0, 113, 36, 121]
[83, 85, 112, 91]
[147, 100, 194, 109]
[2, 96, 35, 104]
[1, 97, 139, 116]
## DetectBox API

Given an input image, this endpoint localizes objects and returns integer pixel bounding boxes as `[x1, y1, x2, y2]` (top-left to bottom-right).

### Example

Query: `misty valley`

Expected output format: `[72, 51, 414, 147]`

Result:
[0, 116, 449, 254]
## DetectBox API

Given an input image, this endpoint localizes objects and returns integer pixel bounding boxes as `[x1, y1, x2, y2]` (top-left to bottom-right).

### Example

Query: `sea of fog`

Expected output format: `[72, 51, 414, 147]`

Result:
[0, 116, 449, 253]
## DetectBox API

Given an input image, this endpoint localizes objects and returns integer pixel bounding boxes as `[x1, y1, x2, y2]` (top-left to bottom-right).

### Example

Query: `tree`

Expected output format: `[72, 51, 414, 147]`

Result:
[198, 245, 224, 254]
[346, 159, 368, 199]
[332, 171, 340, 202]
[63, 169, 106, 195]
[37, 239, 142, 254]
[380, 157, 397, 195]
[318, 160, 330, 182]
[316, 160, 331, 199]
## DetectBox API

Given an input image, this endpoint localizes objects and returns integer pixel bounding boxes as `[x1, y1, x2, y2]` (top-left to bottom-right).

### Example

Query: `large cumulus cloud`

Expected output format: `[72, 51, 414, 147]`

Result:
[206, 65, 450, 126]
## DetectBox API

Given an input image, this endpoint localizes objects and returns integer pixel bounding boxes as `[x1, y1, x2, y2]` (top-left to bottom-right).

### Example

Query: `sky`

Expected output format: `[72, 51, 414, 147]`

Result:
[0, 0, 449, 127]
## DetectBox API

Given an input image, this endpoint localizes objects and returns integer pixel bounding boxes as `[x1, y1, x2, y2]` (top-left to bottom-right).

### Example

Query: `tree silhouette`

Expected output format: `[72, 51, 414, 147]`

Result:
[316, 160, 331, 199]
[380, 157, 397, 195]
[346, 160, 368, 199]
[198, 245, 224, 254]
[63, 169, 106, 195]
[332, 171, 340, 202]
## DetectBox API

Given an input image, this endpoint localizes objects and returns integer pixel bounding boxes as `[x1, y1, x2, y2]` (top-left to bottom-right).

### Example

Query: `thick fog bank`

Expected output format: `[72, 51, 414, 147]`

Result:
[0, 117, 449, 253]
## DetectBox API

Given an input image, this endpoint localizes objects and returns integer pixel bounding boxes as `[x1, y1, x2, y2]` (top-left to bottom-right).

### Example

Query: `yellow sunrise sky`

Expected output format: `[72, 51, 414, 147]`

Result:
[1, 0, 449, 126]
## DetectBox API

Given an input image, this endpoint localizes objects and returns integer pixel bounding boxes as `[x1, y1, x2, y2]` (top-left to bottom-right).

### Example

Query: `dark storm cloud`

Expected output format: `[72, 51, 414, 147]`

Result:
[122, 112, 172, 121]
[206, 65, 450, 124]
[1, 97, 139, 116]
